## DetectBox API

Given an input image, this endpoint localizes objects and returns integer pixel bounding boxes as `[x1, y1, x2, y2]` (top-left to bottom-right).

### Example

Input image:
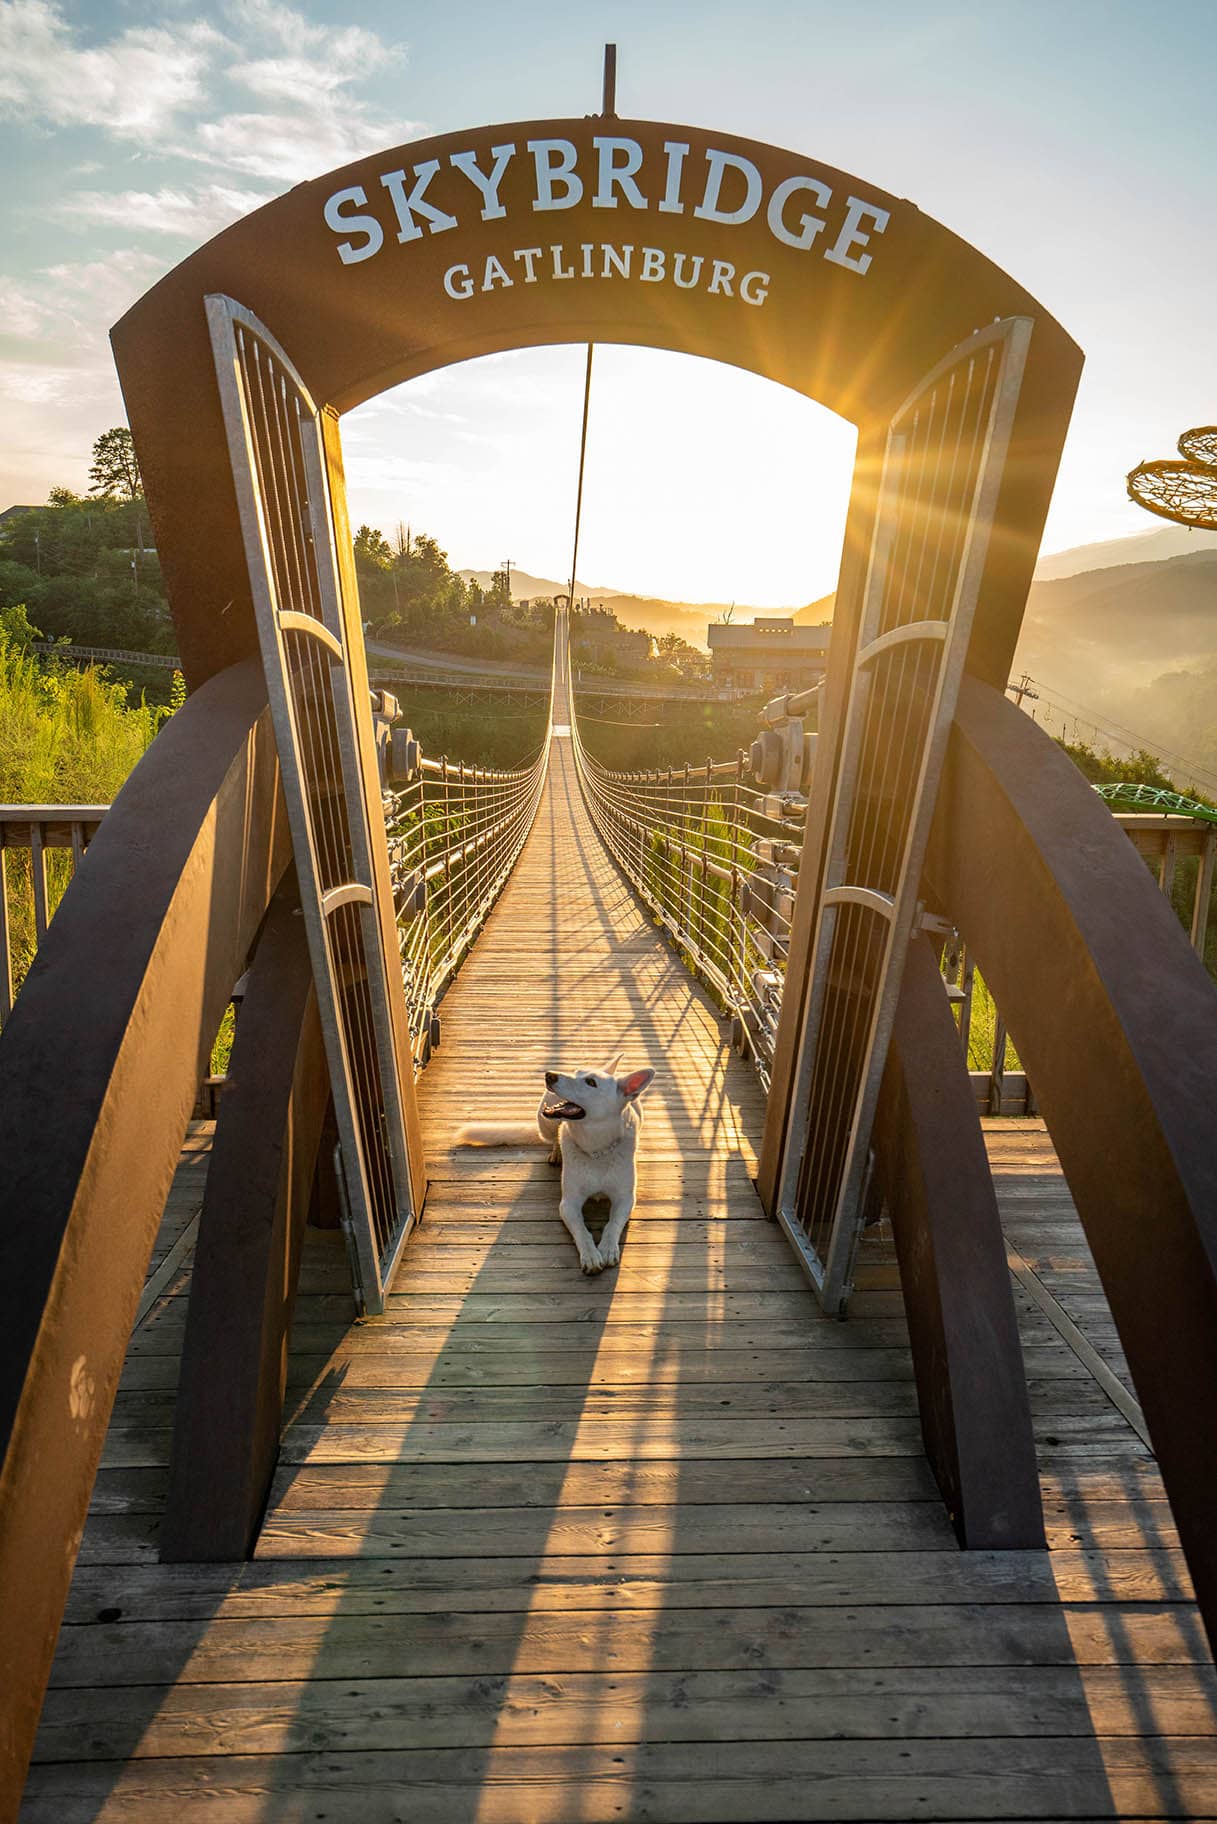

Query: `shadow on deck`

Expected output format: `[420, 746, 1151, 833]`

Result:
[22, 744, 1217, 1821]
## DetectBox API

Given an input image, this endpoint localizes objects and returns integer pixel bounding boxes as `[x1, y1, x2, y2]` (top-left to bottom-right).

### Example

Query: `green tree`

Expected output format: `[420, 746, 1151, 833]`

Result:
[354, 525, 393, 568]
[88, 427, 142, 502]
[0, 491, 175, 686]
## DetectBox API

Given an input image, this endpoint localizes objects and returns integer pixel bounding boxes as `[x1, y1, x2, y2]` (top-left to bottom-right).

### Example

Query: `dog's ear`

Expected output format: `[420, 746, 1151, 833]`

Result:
[617, 1067, 655, 1100]
[602, 1051, 623, 1076]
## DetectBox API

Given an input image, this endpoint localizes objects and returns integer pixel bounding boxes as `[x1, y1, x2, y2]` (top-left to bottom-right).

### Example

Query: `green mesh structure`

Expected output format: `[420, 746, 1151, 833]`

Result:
[1095, 781, 1217, 824]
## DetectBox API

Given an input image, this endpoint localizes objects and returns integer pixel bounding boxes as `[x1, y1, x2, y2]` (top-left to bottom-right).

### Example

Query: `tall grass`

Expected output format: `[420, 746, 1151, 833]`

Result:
[1, 609, 167, 999]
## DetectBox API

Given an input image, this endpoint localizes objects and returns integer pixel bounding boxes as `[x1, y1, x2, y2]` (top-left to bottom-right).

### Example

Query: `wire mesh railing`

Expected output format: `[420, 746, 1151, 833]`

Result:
[570, 685, 815, 1089]
[382, 744, 549, 1066]
[380, 623, 555, 1069]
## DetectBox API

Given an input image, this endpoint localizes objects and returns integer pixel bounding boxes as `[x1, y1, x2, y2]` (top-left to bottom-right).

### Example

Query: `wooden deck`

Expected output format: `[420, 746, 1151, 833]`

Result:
[22, 737, 1217, 1821]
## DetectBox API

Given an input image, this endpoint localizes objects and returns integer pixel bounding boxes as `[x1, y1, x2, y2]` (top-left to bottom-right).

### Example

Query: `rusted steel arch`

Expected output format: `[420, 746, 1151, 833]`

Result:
[0, 661, 290, 1798]
[924, 677, 1217, 1652]
[111, 117, 1081, 693]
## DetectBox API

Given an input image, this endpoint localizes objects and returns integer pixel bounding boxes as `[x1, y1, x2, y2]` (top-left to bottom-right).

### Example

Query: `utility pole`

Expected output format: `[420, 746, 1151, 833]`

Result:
[1008, 672, 1038, 710]
[502, 556, 514, 602]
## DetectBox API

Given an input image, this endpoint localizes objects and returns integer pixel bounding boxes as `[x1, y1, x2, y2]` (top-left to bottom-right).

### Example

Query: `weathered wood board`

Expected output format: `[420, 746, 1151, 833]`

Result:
[22, 744, 1216, 1821]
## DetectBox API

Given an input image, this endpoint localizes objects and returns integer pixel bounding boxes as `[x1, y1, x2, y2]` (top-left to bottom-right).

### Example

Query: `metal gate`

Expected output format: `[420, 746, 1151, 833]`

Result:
[775, 316, 1033, 1312]
[207, 293, 423, 1315]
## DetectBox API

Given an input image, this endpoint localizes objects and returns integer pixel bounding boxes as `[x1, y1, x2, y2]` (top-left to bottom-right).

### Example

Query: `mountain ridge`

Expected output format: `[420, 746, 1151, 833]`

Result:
[461, 525, 1217, 649]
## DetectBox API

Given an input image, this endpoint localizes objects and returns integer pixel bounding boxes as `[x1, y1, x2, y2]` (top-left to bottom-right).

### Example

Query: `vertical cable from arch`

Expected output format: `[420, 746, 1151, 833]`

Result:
[566, 344, 595, 619]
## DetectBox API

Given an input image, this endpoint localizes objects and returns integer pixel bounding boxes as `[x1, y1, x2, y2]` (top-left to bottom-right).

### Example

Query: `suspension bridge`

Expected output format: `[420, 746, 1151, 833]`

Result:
[4, 604, 1217, 1819]
[3, 93, 1217, 1824]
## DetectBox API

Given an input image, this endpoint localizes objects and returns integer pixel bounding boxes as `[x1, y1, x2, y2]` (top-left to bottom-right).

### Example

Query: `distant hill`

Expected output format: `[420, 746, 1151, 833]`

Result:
[794, 592, 836, 627]
[457, 568, 822, 650]
[1013, 549, 1217, 779]
[1032, 524, 1217, 583]
[458, 529, 1217, 778]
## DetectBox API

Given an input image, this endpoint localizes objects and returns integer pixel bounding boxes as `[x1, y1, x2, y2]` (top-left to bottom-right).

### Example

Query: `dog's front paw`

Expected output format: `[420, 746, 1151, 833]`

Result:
[579, 1244, 604, 1274]
[548, 1146, 561, 1166]
[600, 1237, 622, 1268]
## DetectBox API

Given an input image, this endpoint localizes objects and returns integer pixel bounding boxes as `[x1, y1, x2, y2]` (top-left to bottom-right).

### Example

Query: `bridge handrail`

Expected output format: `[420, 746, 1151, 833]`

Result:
[384, 744, 548, 1063]
[381, 624, 556, 1066]
[569, 699, 796, 1084]
[921, 675, 1217, 1645]
[0, 661, 291, 1796]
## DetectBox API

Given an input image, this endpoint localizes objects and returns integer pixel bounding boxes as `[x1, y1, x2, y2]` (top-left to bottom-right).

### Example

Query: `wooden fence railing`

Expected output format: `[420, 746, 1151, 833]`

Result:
[0, 808, 107, 1029]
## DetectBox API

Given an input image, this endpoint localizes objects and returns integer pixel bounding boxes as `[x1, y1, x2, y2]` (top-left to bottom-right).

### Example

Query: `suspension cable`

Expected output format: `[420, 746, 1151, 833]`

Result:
[566, 344, 595, 612]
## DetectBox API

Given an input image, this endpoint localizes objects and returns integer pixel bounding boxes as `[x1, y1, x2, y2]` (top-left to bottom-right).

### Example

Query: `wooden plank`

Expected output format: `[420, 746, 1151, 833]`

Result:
[81, 1491, 1182, 1563]
[55, 1546, 1194, 1621]
[22, 1753, 1217, 1824]
[87, 1452, 1176, 1519]
[126, 1314, 924, 1355]
[1007, 1241, 1151, 1446]
[130, 1215, 199, 1328]
[30, 1663, 1217, 1764]
[114, 1375, 1132, 1430]
[115, 1340, 1101, 1393]
[44, 1604, 1214, 1688]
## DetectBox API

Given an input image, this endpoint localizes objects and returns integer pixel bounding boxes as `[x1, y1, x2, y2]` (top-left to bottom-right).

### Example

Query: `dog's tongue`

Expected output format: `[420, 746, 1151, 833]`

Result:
[543, 1099, 586, 1121]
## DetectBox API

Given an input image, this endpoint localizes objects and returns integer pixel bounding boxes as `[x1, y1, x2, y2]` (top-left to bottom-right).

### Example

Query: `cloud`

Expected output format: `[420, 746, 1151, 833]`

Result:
[58, 184, 272, 239]
[190, 107, 409, 184]
[0, 0, 415, 184]
[0, 0, 223, 141]
[0, 248, 167, 343]
[0, 248, 168, 503]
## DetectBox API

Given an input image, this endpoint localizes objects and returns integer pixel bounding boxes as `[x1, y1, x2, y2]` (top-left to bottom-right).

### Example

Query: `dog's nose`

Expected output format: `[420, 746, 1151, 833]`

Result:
[545, 1071, 558, 1088]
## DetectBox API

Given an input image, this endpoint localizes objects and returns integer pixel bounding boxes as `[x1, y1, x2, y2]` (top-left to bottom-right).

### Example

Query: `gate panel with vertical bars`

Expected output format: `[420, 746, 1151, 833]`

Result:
[207, 293, 422, 1315]
[776, 316, 1033, 1311]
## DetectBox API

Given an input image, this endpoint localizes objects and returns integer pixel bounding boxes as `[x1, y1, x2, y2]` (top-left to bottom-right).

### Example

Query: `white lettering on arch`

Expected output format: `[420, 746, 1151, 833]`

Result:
[379, 162, 458, 243]
[659, 142, 689, 214]
[481, 254, 512, 291]
[825, 196, 891, 274]
[323, 186, 384, 264]
[450, 144, 516, 221]
[593, 136, 648, 210]
[694, 150, 762, 226]
[443, 262, 474, 299]
[529, 140, 582, 211]
[767, 174, 832, 251]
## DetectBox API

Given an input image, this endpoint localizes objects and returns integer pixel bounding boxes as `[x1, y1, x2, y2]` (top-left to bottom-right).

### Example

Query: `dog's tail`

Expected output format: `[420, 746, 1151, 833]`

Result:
[454, 1121, 544, 1147]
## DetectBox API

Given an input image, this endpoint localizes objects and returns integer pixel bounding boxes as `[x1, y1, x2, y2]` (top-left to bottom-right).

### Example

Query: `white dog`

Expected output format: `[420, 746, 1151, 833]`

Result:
[456, 1059, 655, 1274]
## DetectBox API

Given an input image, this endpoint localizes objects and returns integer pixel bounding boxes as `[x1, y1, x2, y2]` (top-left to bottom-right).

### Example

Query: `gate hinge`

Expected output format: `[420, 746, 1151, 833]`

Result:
[914, 903, 956, 941]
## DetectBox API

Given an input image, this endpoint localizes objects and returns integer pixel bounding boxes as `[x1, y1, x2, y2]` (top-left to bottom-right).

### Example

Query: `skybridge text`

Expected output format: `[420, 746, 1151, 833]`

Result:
[322, 135, 891, 280]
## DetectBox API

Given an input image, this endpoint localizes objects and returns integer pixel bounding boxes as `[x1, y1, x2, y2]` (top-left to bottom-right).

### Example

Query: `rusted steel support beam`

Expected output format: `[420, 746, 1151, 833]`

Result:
[160, 876, 327, 1562]
[926, 676, 1217, 1650]
[0, 661, 289, 1806]
[876, 937, 1044, 1549]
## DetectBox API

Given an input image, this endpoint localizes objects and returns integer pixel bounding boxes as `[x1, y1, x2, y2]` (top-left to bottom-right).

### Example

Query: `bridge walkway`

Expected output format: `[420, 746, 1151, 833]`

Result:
[21, 738, 1217, 1820]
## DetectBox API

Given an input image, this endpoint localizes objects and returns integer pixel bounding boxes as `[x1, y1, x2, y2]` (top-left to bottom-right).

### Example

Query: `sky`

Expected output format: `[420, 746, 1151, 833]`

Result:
[2, 0, 1216, 606]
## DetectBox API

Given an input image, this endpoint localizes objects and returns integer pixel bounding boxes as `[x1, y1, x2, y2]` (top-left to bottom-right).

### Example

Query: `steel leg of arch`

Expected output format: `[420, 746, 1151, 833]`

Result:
[876, 936, 1045, 1549]
[161, 877, 328, 1561]
[926, 676, 1217, 1650]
